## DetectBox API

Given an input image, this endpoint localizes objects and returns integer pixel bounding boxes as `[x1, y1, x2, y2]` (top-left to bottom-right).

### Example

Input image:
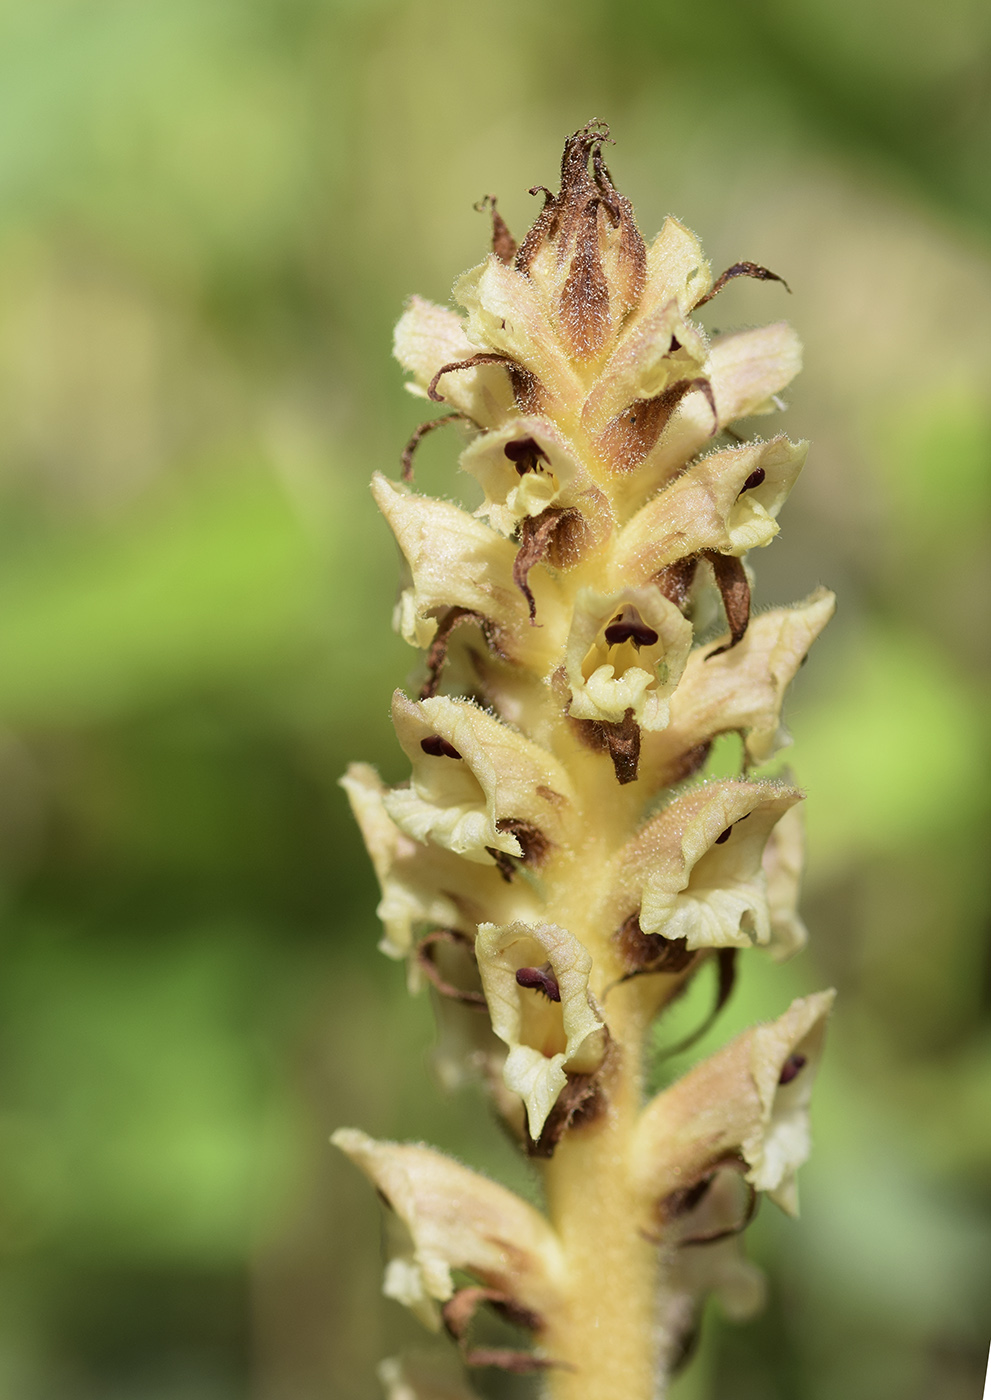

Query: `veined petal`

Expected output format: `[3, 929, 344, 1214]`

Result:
[639, 589, 836, 788]
[612, 780, 803, 949]
[385, 693, 575, 866]
[394, 295, 514, 426]
[610, 325, 803, 512]
[611, 437, 807, 587]
[454, 256, 583, 409]
[372, 475, 566, 669]
[341, 764, 536, 958]
[709, 322, 802, 423]
[460, 417, 611, 540]
[476, 921, 608, 1139]
[631, 991, 835, 1218]
[565, 586, 693, 729]
[333, 1128, 564, 1329]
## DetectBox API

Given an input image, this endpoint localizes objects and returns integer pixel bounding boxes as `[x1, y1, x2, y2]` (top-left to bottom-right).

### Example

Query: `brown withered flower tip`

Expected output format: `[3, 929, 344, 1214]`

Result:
[695, 259, 792, 308]
[475, 194, 517, 265]
[341, 121, 836, 1399]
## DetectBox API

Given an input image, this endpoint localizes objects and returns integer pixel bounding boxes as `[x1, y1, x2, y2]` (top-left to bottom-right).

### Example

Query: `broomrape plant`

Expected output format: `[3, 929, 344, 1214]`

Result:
[335, 122, 836, 1400]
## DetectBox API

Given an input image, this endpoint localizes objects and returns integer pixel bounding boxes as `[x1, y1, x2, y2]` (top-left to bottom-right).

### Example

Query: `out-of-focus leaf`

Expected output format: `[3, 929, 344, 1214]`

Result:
[0, 469, 324, 725]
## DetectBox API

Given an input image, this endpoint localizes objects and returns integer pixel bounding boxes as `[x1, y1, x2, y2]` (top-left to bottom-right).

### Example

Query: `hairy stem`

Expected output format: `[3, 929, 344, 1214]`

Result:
[542, 996, 664, 1399]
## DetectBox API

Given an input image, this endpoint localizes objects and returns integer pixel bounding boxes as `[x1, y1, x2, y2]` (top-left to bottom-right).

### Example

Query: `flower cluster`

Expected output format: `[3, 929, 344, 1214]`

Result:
[337, 122, 835, 1400]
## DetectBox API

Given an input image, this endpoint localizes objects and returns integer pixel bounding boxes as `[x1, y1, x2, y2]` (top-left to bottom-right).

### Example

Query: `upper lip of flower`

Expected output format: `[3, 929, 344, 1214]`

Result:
[630, 990, 836, 1220]
[612, 778, 805, 951]
[385, 691, 575, 868]
[331, 1127, 566, 1326]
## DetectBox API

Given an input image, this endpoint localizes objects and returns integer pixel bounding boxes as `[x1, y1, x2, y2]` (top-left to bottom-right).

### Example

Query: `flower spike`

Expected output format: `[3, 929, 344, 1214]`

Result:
[342, 124, 836, 1400]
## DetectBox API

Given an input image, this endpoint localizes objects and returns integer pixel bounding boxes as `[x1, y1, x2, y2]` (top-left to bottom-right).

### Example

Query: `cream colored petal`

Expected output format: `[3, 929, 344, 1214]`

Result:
[386, 693, 575, 866]
[613, 780, 803, 949]
[671, 1236, 766, 1324]
[373, 475, 523, 637]
[372, 475, 567, 671]
[611, 437, 807, 587]
[638, 589, 836, 788]
[341, 763, 536, 958]
[565, 586, 693, 729]
[476, 921, 607, 1139]
[643, 217, 712, 314]
[393, 295, 514, 426]
[631, 991, 835, 1217]
[709, 322, 802, 423]
[744, 991, 835, 1211]
[454, 256, 583, 407]
[610, 326, 803, 512]
[459, 417, 610, 539]
[667, 1172, 768, 1322]
[378, 1353, 484, 1400]
[762, 801, 808, 963]
[581, 298, 709, 436]
[333, 1129, 564, 1326]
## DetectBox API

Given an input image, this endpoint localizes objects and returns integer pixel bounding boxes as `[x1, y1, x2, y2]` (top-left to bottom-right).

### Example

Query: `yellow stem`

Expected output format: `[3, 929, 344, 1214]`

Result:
[539, 995, 671, 1400]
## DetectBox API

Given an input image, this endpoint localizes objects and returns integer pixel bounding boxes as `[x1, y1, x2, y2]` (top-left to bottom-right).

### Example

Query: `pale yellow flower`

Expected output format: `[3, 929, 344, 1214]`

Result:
[565, 585, 693, 729]
[639, 588, 835, 787]
[632, 991, 835, 1217]
[385, 692, 575, 867]
[476, 920, 608, 1139]
[332, 1128, 564, 1328]
[340, 762, 536, 959]
[612, 779, 803, 949]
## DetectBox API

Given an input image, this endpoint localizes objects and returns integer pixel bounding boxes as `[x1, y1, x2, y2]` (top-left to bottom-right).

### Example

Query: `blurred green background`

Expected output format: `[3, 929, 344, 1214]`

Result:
[0, 2, 988, 1397]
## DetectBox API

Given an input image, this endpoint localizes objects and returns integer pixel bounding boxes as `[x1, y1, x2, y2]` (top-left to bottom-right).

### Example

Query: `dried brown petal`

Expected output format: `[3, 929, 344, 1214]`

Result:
[526, 1069, 604, 1159]
[655, 555, 700, 610]
[420, 607, 494, 700]
[703, 551, 752, 656]
[475, 195, 517, 264]
[559, 198, 610, 360]
[428, 353, 519, 404]
[513, 507, 588, 620]
[596, 378, 717, 473]
[695, 261, 791, 309]
[416, 929, 487, 1008]
[614, 912, 696, 977]
[601, 707, 641, 785]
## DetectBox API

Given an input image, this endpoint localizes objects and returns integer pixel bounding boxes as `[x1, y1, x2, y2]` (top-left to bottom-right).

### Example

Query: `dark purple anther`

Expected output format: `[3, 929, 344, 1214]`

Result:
[740, 467, 766, 494]
[778, 1053, 807, 1085]
[515, 964, 561, 1002]
[420, 735, 462, 760]
[504, 436, 550, 476]
[604, 605, 659, 649]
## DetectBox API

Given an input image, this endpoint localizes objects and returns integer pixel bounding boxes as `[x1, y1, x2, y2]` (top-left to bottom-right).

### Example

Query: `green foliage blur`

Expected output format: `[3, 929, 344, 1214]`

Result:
[0, 2, 987, 1397]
